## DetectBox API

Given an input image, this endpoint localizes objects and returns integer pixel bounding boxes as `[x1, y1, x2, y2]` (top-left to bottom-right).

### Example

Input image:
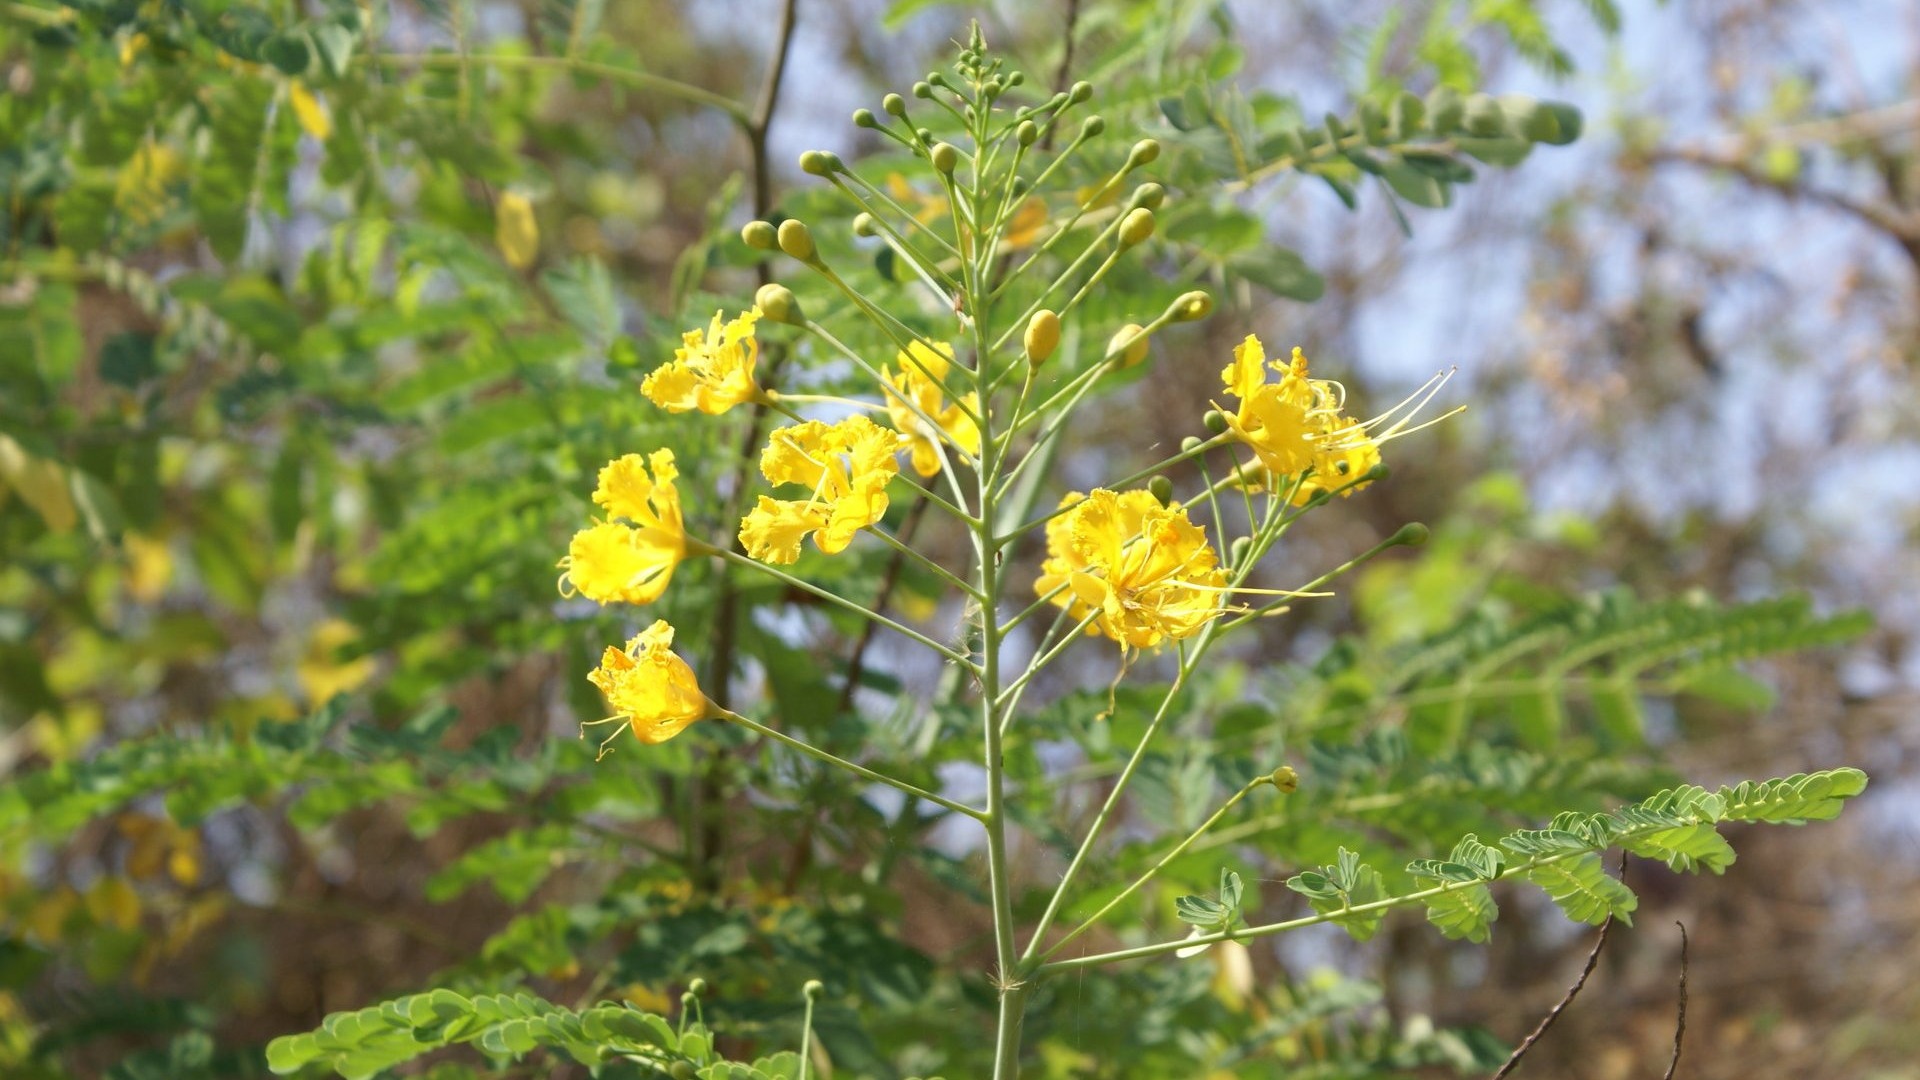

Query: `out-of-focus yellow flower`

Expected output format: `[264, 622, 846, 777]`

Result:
[740, 416, 898, 563]
[123, 533, 173, 603]
[642, 309, 766, 414]
[586, 620, 710, 754]
[1035, 488, 1227, 650]
[496, 191, 539, 270]
[1217, 337, 1344, 483]
[882, 340, 979, 477]
[1289, 420, 1383, 505]
[885, 173, 1047, 249]
[298, 618, 377, 704]
[289, 80, 332, 141]
[560, 450, 686, 605]
[113, 142, 183, 229]
[119, 813, 202, 887]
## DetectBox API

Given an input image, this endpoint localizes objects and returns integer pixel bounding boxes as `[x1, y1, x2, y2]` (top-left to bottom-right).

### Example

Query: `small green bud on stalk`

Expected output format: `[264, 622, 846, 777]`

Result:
[741, 220, 778, 250]
[1024, 309, 1060, 365]
[1389, 521, 1429, 547]
[913, 81, 933, 99]
[754, 283, 800, 324]
[1017, 119, 1039, 146]
[1180, 435, 1204, 454]
[1127, 138, 1161, 168]
[915, 127, 934, 144]
[1006, 70, 1025, 87]
[1202, 409, 1228, 434]
[798, 150, 841, 176]
[883, 92, 908, 117]
[1129, 182, 1165, 210]
[1069, 80, 1093, 104]
[1109, 323, 1150, 368]
[803, 980, 824, 1000]
[1167, 290, 1213, 322]
[930, 142, 960, 173]
[852, 108, 877, 128]
[1118, 207, 1156, 248]
[1365, 462, 1390, 483]
[1081, 115, 1106, 137]
[1229, 536, 1254, 565]
[1148, 475, 1174, 507]
[687, 978, 708, 996]
[670, 1063, 696, 1080]
[1463, 92, 1505, 137]
[1269, 765, 1299, 793]
[777, 219, 816, 261]
[851, 212, 878, 237]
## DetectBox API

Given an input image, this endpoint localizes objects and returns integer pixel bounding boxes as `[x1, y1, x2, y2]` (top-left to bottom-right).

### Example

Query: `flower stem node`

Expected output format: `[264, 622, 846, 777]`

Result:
[1148, 475, 1174, 507]
[1167, 290, 1213, 322]
[1024, 309, 1061, 366]
[1202, 409, 1228, 435]
[1117, 207, 1156, 248]
[754, 283, 801, 325]
[1127, 138, 1161, 168]
[851, 212, 878, 237]
[1069, 80, 1093, 104]
[1129, 183, 1166, 211]
[1016, 119, 1040, 146]
[1269, 765, 1299, 793]
[740, 220, 778, 251]
[802, 979, 825, 1000]
[1109, 323, 1150, 368]
[799, 150, 842, 176]
[930, 141, 960, 174]
[776, 219, 817, 262]
[882, 92, 908, 117]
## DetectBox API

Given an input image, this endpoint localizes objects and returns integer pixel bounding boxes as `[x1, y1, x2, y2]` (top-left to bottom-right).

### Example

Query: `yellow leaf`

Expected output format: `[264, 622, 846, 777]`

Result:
[289, 80, 332, 141]
[496, 191, 540, 270]
[0, 435, 76, 534]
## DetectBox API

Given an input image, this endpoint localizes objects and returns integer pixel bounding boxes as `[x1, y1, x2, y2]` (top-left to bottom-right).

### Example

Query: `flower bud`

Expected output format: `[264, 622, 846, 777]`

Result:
[1463, 92, 1506, 137]
[851, 212, 878, 237]
[1024, 309, 1060, 365]
[1017, 119, 1039, 146]
[1390, 521, 1430, 547]
[930, 142, 960, 174]
[1081, 115, 1106, 138]
[741, 220, 778, 250]
[1166, 290, 1212, 322]
[1109, 323, 1149, 368]
[798, 149, 841, 176]
[670, 1063, 696, 1080]
[1127, 138, 1161, 168]
[1069, 80, 1093, 104]
[852, 108, 878, 128]
[1128, 182, 1165, 211]
[1180, 435, 1204, 453]
[687, 977, 708, 996]
[803, 979, 824, 1000]
[754, 282, 801, 324]
[777, 219, 816, 262]
[1365, 462, 1390, 483]
[1202, 409, 1228, 434]
[1229, 535, 1254, 565]
[1006, 70, 1025, 87]
[1269, 765, 1299, 793]
[883, 92, 908, 117]
[1148, 475, 1174, 506]
[1117, 207, 1155, 248]
[912, 81, 933, 99]
[915, 127, 934, 144]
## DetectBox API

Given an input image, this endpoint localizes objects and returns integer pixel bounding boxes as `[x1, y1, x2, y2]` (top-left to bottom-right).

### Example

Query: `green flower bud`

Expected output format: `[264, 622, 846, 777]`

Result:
[803, 979, 824, 1000]
[1081, 114, 1105, 137]
[798, 149, 842, 176]
[687, 978, 708, 996]
[1202, 409, 1228, 434]
[852, 108, 878, 128]
[1069, 80, 1093, 104]
[930, 142, 960, 174]
[1017, 119, 1039, 146]
[1229, 535, 1254, 565]
[1180, 435, 1204, 453]
[851, 212, 878, 237]
[1167, 290, 1212, 322]
[913, 81, 934, 99]
[915, 127, 934, 144]
[1148, 475, 1174, 507]
[777, 219, 816, 262]
[1365, 462, 1389, 483]
[1426, 86, 1464, 135]
[1270, 765, 1299, 793]
[1463, 92, 1505, 137]
[740, 220, 778, 250]
[670, 1063, 697, 1080]
[883, 92, 908, 117]
[1109, 323, 1149, 368]
[1117, 207, 1156, 248]
[1024, 309, 1060, 365]
[1128, 138, 1161, 168]
[754, 282, 800, 324]
[1006, 70, 1024, 87]
[1390, 522, 1430, 547]
[1129, 182, 1166, 211]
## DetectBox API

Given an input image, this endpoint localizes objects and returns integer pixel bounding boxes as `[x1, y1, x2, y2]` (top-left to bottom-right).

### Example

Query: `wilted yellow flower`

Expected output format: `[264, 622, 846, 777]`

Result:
[559, 450, 686, 605]
[740, 416, 898, 563]
[1034, 488, 1227, 650]
[642, 309, 766, 414]
[882, 341, 980, 477]
[1217, 337, 1345, 482]
[585, 620, 710, 754]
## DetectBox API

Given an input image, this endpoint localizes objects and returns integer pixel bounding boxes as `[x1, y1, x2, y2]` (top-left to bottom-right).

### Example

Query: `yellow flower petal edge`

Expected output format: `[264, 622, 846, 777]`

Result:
[882, 340, 981, 478]
[585, 620, 712, 755]
[642, 309, 765, 414]
[740, 416, 899, 564]
[558, 449, 686, 605]
[1034, 488, 1227, 651]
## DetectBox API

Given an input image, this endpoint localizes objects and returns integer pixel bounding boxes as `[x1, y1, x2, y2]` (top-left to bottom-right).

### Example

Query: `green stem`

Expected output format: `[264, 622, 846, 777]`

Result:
[708, 545, 975, 668]
[715, 708, 982, 820]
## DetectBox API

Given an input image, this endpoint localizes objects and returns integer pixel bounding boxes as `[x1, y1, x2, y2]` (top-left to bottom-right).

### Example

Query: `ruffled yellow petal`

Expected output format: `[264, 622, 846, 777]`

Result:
[740, 496, 825, 565]
[883, 341, 979, 478]
[563, 450, 686, 605]
[744, 416, 900, 561]
[1035, 487, 1226, 650]
[587, 620, 710, 746]
[642, 309, 763, 414]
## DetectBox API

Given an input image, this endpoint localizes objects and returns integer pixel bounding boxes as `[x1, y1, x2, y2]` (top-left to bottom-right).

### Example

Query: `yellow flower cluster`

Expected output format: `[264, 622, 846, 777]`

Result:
[1218, 336, 1381, 504]
[741, 415, 900, 564]
[560, 450, 687, 606]
[1035, 489, 1228, 651]
[642, 309, 765, 415]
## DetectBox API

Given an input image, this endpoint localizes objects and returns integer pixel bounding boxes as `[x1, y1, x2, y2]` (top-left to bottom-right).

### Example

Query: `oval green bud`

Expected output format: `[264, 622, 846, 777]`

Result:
[1006, 70, 1025, 87]
[1109, 323, 1149, 368]
[1390, 521, 1430, 547]
[1129, 182, 1166, 211]
[1024, 309, 1060, 365]
[1180, 435, 1204, 453]
[1202, 409, 1228, 435]
[852, 108, 878, 128]
[1463, 92, 1505, 137]
[930, 142, 960, 174]
[915, 127, 934, 144]
[1229, 535, 1254, 565]
[913, 81, 933, 99]
[1270, 765, 1299, 793]
[777, 219, 816, 262]
[754, 282, 800, 324]
[798, 149, 841, 176]
[1117, 206, 1156, 248]
[670, 1063, 697, 1080]
[740, 220, 778, 250]
[1081, 114, 1105, 137]
[803, 979, 824, 1000]
[1148, 475, 1174, 507]
[1128, 138, 1161, 168]
[1069, 80, 1093, 104]
[883, 92, 908, 117]
[1017, 119, 1039, 146]
[687, 977, 708, 996]
[1426, 86, 1464, 135]
[1365, 462, 1389, 483]
[851, 212, 878, 237]
[1167, 290, 1212, 322]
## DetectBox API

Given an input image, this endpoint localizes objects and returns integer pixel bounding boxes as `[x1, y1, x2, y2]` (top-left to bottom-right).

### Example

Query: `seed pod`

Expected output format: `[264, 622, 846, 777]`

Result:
[777, 219, 816, 262]
[930, 142, 960, 173]
[1148, 475, 1174, 506]
[1129, 182, 1166, 210]
[754, 282, 800, 324]
[1127, 138, 1161, 168]
[1118, 207, 1156, 248]
[1017, 119, 1039, 146]
[1109, 323, 1149, 368]
[883, 92, 908, 117]
[1167, 290, 1212, 322]
[852, 108, 878, 128]
[798, 149, 841, 176]
[1024, 309, 1060, 365]
[851, 212, 878, 237]
[1202, 409, 1228, 435]
[740, 220, 778, 250]
[1270, 765, 1299, 793]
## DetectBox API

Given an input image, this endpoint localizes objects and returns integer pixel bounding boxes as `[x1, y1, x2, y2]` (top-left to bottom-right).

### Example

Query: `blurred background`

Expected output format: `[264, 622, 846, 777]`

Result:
[2, 0, 1916, 1076]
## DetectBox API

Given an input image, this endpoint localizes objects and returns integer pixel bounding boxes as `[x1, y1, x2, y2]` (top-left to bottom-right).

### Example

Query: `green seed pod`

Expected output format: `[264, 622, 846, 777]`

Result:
[1129, 182, 1166, 210]
[1127, 138, 1161, 168]
[930, 142, 960, 174]
[913, 81, 934, 99]
[1229, 535, 1254, 565]
[1148, 475, 1174, 507]
[852, 108, 878, 128]
[798, 149, 841, 176]
[1024, 309, 1060, 365]
[1426, 86, 1463, 135]
[1202, 409, 1228, 435]
[1270, 765, 1299, 793]
[1167, 290, 1212, 322]
[1109, 323, 1149, 368]
[1118, 207, 1156, 248]
[1180, 435, 1204, 453]
[740, 220, 778, 250]
[754, 282, 800, 324]
[1017, 119, 1039, 146]
[777, 219, 816, 262]
[1463, 92, 1505, 137]
[883, 92, 908, 117]
[803, 979, 824, 1000]
[1081, 114, 1106, 137]
[851, 212, 878, 237]
[1069, 80, 1093, 104]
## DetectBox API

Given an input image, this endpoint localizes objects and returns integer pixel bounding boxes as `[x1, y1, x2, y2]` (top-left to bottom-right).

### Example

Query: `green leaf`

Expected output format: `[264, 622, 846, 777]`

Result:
[1417, 881, 1497, 942]
[1524, 854, 1636, 925]
[1620, 822, 1736, 874]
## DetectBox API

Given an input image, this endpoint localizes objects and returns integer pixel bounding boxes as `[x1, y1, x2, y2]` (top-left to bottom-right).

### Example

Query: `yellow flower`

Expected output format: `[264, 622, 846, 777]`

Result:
[1290, 420, 1383, 505]
[585, 620, 711, 754]
[496, 191, 539, 270]
[288, 80, 332, 141]
[882, 340, 980, 477]
[642, 309, 765, 414]
[1216, 337, 1345, 482]
[1034, 488, 1227, 650]
[740, 416, 899, 563]
[559, 450, 686, 605]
